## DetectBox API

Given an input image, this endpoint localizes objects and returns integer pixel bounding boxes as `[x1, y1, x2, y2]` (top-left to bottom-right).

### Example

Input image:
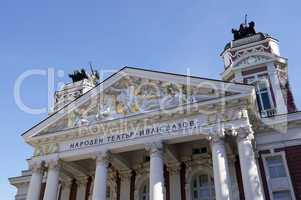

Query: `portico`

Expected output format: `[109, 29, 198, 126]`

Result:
[20, 67, 265, 200]
[25, 120, 264, 200]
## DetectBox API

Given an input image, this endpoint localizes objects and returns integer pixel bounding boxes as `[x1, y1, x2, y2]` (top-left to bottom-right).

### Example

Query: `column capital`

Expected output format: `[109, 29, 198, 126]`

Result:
[208, 134, 225, 145]
[28, 159, 44, 173]
[119, 170, 132, 181]
[76, 176, 89, 186]
[233, 125, 254, 142]
[145, 141, 163, 155]
[45, 159, 61, 171]
[95, 151, 110, 166]
[167, 162, 181, 175]
[61, 178, 73, 188]
[208, 126, 226, 145]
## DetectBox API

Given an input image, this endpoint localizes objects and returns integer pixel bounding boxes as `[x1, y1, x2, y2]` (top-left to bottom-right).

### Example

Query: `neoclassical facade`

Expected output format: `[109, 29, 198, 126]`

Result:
[10, 23, 301, 200]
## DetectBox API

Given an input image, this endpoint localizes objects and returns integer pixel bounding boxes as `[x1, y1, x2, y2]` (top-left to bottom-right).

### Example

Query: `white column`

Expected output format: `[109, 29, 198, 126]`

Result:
[236, 126, 264, 200]
[60, 179, 72, 200]
[76, 177, 88, 200]
[168, 163, 181, 200]
[92, 152, 109, 200]
[43, 160, 61, 200]
[210, 135, 231, 200]
[26, 161, 43, 200]
[120, 170, 132, 200]
[146, 142, 165, 200]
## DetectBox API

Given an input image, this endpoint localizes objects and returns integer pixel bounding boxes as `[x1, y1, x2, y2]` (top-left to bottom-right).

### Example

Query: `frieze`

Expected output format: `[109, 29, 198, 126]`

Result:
[223, 44, 271, 68]
[59, 109, 249, 152]
[33, 143, 59, 156]
[235, 55, 271, 68]
[40, 75, 238, 135]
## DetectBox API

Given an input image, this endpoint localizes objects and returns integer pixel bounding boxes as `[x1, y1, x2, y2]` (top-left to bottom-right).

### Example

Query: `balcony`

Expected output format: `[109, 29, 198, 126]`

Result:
[261, 108, 277, 117]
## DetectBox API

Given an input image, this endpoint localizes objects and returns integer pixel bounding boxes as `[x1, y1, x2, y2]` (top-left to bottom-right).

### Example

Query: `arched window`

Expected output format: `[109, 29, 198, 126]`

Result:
[191, 174, 215, 200]
[140, 182, 149, 200]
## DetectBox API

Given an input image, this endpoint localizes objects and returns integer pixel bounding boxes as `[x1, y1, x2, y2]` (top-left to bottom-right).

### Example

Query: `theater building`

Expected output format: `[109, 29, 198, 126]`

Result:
[9, 22, 301, 200]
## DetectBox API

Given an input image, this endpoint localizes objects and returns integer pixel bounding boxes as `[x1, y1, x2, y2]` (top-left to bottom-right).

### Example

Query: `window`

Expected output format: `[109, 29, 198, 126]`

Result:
[191, 174, 215, 200]
[192, 147, 208, 155]
[263, 152, 296, 200]
[266, 155, 286, 178]
[256, 79, 272, 110]
[273, 190, 292, 200]
[246, 76, 274, 115]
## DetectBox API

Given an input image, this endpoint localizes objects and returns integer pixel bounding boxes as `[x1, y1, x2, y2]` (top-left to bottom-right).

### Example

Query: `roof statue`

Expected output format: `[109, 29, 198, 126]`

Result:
[68, 64, 100, 84]
[69, 69, 89, 82]
[231, 15, 256, 40]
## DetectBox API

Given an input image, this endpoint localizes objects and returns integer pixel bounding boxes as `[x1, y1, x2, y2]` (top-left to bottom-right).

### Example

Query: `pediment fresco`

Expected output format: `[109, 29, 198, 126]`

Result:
[38, 74, 240, 135]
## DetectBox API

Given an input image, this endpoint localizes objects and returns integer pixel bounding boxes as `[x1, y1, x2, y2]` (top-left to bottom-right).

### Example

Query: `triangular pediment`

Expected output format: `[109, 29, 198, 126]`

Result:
[23, 67, 254, 140]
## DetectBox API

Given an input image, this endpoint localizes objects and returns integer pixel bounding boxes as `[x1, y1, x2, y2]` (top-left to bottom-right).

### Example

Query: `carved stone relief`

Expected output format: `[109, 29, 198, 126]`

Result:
[40, 75, 235, 134]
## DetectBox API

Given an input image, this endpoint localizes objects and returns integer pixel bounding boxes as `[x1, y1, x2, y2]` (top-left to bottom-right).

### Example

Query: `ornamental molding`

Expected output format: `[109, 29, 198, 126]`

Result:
[33, 143, 59, 156]
[145, 141, 163, 156]
[134, 163, 150, 176]
[232, 53, 274, 69]
[26, 108, 255, 161]
[223, 43, 271, 68]
[167, 162, 181, 175]
[45, 159, 61, 171]
[60, 179, 73, 187]
[75, 176, 89, 185]
[95, 151, 111, 166]
[29, 102, 251, 146]
[119, 170, 132, 181]
[37, 95, 249, 140]
[27, 159, 44, 173]
[232, 125, 255, 141]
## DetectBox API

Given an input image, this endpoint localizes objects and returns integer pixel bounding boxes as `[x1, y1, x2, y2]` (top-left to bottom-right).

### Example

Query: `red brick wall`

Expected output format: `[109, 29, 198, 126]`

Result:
[283, 145, 301, 199]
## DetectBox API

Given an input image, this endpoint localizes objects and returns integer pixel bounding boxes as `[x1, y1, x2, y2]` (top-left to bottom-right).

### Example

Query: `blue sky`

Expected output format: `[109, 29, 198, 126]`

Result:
[1, 0, 301, 199]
